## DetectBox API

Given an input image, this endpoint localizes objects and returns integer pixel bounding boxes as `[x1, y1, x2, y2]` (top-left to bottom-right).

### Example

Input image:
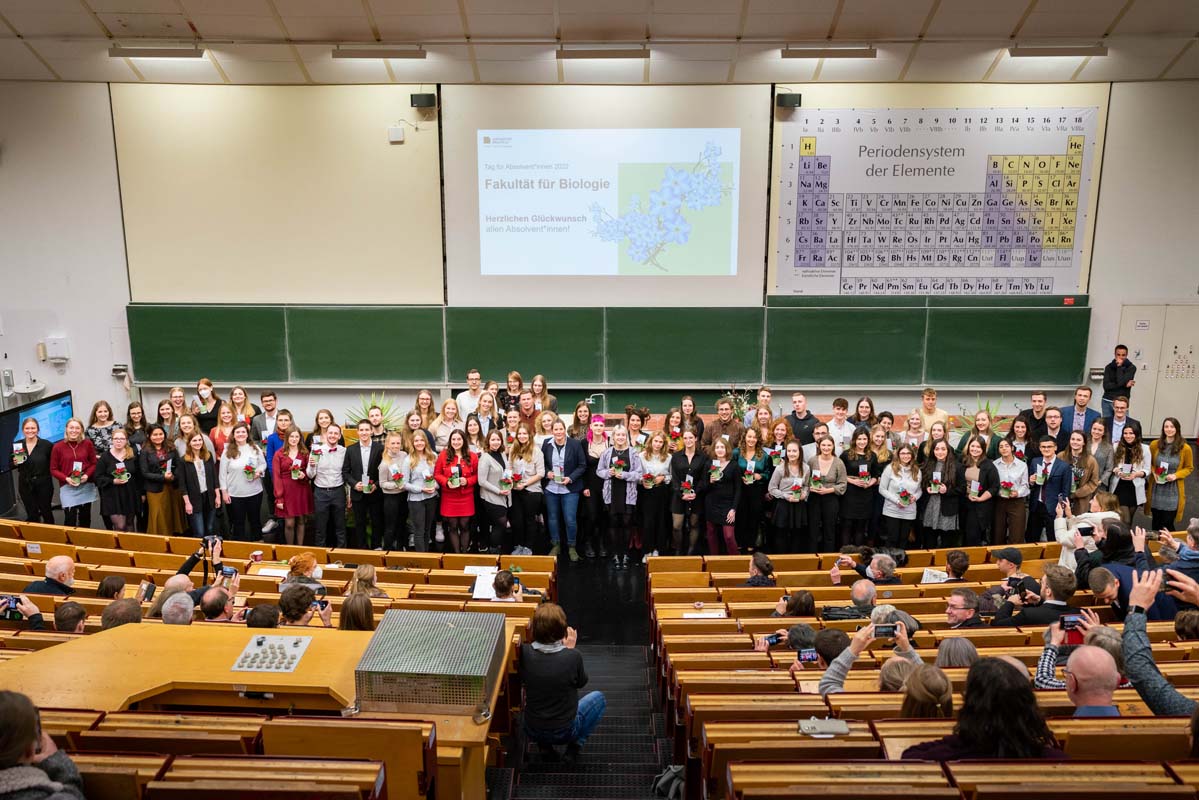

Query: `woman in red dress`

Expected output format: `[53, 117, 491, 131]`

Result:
[272, 427, 314, 546]
[435, 429, 478, 553]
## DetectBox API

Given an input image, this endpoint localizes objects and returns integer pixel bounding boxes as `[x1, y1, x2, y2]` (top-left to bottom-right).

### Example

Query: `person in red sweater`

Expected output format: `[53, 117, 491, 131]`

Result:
[435, 429, 478, 553]
[50, 418, 98, 528]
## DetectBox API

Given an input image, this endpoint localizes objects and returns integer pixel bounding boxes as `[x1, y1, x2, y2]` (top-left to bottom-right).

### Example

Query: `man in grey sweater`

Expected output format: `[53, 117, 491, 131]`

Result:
[819, 620, 922, 697]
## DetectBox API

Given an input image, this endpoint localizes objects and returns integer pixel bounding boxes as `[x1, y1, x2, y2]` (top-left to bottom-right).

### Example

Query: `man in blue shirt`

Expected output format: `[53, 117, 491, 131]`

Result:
[1066, 645, 1121, 717]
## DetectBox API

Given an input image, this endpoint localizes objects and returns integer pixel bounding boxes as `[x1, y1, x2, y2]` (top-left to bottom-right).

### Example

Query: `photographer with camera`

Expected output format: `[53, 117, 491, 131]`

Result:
[278, 584, 332, 628]
[0, 595, 46, 631]
[992, 564, 1076, 627]
[166, 537, 231, 606]
[818, 620, 921, 697]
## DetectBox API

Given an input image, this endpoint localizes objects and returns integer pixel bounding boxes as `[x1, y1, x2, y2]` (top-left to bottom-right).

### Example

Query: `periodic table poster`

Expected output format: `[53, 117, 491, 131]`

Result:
[773, 107, 1099, 296]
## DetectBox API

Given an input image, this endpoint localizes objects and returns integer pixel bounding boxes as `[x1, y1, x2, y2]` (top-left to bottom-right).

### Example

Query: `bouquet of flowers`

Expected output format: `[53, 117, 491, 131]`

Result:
[898, 488, 913, 507]
[709, 463, 723, 482]
[1154, 463, 1170, 484]
[499, 470, 514, 491]
[114, 464, 130, 485]
[242, 463, 257, 480]
[68, 468, 84, 486]
[680, 478, 695, 499]
[612, 456, 626, 478]
[999, 480, 1015, 498]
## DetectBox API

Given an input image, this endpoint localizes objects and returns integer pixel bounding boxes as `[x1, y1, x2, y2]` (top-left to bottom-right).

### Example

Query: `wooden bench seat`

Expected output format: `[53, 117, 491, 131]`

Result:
[725, 761, 950, 799]
[69, 753, 168, 800]
[162, 755, 383, 799]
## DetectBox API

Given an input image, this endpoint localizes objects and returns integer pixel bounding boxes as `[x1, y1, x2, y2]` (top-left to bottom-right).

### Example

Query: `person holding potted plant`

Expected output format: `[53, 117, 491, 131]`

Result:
[273, 427, 313, 547]
[597, 426, 644, 570]
[218, 422, 266, 542]
[733, 426, 771, 553]
[50, 418, 97, 529]
[435, 429, 478, 554]
[879, 444, 922, 548]
[178, 431, 219, 538]
[1146, 417, 1191, 531]
[96, 427, 139, 533]
[401, 430, 439, 552]
[13, 417, 54, 524]
[768, 440, 810, 553]
[807, 435, 847, 552]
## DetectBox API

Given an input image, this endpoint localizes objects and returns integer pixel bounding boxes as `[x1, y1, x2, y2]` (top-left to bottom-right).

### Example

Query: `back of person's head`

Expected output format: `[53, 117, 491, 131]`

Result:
[870, 604, 897, 624]
[493, 570, 516, 598]
[851, 579, 876, 611]
[1187, 517, 1199, 548]
[1066, 644, 1120, 704]
[100, 597, 143, 630]
[200, 587, 230, 620]
[348, 563, 378, 594]
[1176, 610, 1199, 641]
[956, 657, 1056, 758]
[339, 593, 376, 631]
[148, 586, 184, 618]
[900, 664, 954, 718]
[751, 552, 774, 578]
[935, 636, 979, 668]
[161, 593, 195, 625]
[784, 591, 815, 617]
[54, 601, 87, 633]
[0, 691, 39, 767]
[96, 575, 126, 599]
[1083, 625, 1126, 674]
[879, 656, 917, 691]
[945, 549, 970, 579]
[288, 552, 317, 578]
[162, 574, 193, 594]
[1088, 566, 1117, 596]
[786, 623, 817, 651]
[530, 602, 568, 645]
[814, 628, 850, 665]
[1094, 491, 1120, 513]
[279, 585, 316, 623]
[246, 604, 280, 629]
[1099, 520, 1133, 560]
[1042, 564, 1077, 601]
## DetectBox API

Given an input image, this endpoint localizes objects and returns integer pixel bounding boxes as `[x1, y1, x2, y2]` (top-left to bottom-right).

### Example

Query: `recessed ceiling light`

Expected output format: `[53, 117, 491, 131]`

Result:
[1008, 44, 1108, 58]
[782, 46, 876, 59]
[332, 47, 427, 59]
[556, 48, 650, 60]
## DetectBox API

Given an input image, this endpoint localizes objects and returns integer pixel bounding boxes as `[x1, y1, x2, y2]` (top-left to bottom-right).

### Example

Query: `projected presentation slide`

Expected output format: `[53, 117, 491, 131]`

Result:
[477, 128, 740, 277]
[0, 391, 72, 475]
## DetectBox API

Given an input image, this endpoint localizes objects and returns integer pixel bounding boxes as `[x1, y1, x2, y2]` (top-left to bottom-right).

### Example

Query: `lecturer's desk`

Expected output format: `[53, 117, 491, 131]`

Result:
[0, 619, 524, 799]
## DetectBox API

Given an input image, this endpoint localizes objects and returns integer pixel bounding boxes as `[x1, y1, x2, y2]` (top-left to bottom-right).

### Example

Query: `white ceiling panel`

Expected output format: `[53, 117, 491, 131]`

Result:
[1114, 0, 1199, 34]
[179, 0, 274, 14]
[650, 13, 741, 38]
[465, 0, 553, 12]
[560, 13, 647, 40]
[374, 14, 464, 40]
[296, 43, 389, 82]
[96, 11, 193, 37]
[367, 0, 459, 12]
[0, 39, 51, 78]
[273, 0, 365, 15]
[476, 58, 558, 82]
[472, 43, 555, 60]
[732, 43, 818, 82]
[131, 56, 224, 83]
[741, 11, 838, 40]
[0, 4, 102, 37]
[88, 0, 179, 12]
[1017, 0, 1126, 38]
[1077, 36, 1189, 81]
[279, 15, 375, 40]
[190, 15, 284, 39]
[33, 38, 139, 81]
[387, 45, 474, 81]
[655, 0, 742, 11]
[213, 55, 307, 83]
[924, 0, 1029, 37]
[560, 58, 645, 83]
[833, 0, 935, 39]
[649, 58, 730, 83]
[987, 50, 1085, 81]
[902, 41, 1003, 82]
[559, 0, 649, 12]
[653, 42, 737, 60]
[816, 42, 911, 81]
[1163, 40, 1198, 78]
[466, 13, 556, 37]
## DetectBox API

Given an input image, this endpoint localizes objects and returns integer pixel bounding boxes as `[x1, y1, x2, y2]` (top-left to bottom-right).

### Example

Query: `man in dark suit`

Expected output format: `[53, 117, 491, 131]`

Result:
[1101, 396, 1141, 446]
[343, 419, 384, 549]
[1060, 385, 1100, 437]
[992, 564, 1076, 626]
[541, 419, 587, 562]
[945, 587, 986, 628]
[1027, 435, 1074, 542]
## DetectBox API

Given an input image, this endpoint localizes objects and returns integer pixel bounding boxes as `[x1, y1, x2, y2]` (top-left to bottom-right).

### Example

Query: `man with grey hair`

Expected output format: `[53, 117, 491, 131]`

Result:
[161, 593, 196, 626]
[820, 579, 876, 621]
[1066, 644, 1121, 717]
[22, 555, 76, 596]
[831, 553, 902, 586]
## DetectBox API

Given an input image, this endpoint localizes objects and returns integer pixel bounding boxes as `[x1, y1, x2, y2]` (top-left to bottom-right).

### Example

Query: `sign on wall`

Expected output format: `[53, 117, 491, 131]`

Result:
[774, 106, 1099, 296]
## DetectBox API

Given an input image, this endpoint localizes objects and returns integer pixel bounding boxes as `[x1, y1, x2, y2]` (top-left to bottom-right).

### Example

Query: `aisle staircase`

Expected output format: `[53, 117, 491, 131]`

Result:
[505, 644, 668, 800]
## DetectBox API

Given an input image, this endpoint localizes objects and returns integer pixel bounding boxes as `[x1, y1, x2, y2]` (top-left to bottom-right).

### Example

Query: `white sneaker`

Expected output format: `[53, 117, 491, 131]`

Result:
[651, 549, 659, 558]
[408, 534, 415, 548]
[435, 524, 444, 543]
[641, 553, 649, 564]
[261, 518, 279, 534]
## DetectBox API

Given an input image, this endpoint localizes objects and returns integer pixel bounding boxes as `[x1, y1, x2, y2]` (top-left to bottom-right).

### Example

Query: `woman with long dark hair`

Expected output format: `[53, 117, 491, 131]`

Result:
[1147, 416, 1193, 531]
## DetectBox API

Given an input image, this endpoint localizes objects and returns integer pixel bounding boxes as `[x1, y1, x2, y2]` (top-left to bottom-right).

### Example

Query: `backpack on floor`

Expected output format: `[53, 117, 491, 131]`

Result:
[651, 764, 684, 799]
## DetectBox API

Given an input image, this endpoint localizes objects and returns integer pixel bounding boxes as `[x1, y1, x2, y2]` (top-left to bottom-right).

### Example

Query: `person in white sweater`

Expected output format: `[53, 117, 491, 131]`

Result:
[219, 423, 265, 542]
[879, 444, 923, 549]
[1053, 490, 1122, 569]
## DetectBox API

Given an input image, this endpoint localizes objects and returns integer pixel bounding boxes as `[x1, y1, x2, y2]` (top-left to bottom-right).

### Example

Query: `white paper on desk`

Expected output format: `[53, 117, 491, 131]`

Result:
[464, 565, 499, 577]
[256, 567, 290, 578]
[472, 572, 499, 600]
[682, 611, 726, 619]
[921, 568, 949, 584]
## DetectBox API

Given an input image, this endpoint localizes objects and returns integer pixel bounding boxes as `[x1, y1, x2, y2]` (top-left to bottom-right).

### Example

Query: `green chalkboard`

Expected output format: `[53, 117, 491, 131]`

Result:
[127, 305, 288, 383]
[765, 307, 926, 385]
[925, 307, 1091, 385]
[605, 308, 763, 384]
[287, 307, 445, 382]
[446, 308, 603, 384]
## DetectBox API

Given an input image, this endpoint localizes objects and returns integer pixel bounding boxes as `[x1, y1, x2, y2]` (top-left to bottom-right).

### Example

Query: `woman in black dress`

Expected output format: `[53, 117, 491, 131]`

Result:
[703, 437, 741, 555]
[95, 428, 140, 532]
[580, 416, 608, 559]
[13, 417, 54, 523]
[840, 427, 879, 547]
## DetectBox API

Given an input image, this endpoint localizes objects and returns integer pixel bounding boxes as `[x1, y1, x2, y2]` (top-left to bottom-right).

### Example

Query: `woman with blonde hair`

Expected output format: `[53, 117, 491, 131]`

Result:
[535, 410, 558, 447]
[430, 398, 465, 450]
[467, 391, 500, 438]
[900, 664, 955, 718]
[378, 431, 410, 551]
[639, 430, 673, 560]
[227, 385, 259, 424]
[167, 386, 189, 427]
[347, 563, 388, 598]
[402, 430, 439, 552]
[210, 402, 236, 459]
[509, 422, 545, 556]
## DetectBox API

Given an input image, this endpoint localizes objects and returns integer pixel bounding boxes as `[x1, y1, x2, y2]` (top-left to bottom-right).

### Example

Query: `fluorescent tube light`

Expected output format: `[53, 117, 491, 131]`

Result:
[556, 48, 649, 60]
[1008, 44, 1108, 57]
[782, 46, 876, 59]
[333, 47, 427, 59]
[108, 45, 205, 59]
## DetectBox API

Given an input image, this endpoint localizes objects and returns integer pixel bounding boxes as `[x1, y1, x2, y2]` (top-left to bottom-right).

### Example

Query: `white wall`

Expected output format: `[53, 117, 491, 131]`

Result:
[1086, 80, 1199, 371]
[0, 82, 132, 421]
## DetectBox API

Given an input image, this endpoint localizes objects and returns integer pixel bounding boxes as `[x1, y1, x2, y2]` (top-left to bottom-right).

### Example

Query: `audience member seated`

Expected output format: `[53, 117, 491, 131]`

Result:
[279, 552, 324, 591]
[944, 549, 970, 582]
[1156, 523, 1199, 605]
[902, 658, 1066, 760]
[245, 604, 281, 629]
[900, 664, 954, 718]
[772, 590, 815, 618]
[338, 593, 376, 631]
[831, 553, 900, 585]
[945, 588, 985, 628]
[819, 621, 920, 696]
[1175, 609, 1199, 640]
[21, 556, 76, 597]
[346, 564, 388, 598]
[0, 690, 85, 800]
[934, 637, 979, 668]
[100, 598, 143, 630]
[1065, 644, 1121, 717]
[161, 593, 196, 626]
[872, 604, 921, 634]
[1089, 564, 1176, 623]
[742, 553, 775, 587]
[991, 547, 1039, 596]
[95, 576, 125, 600]
[754, 621, 816, 653]
[992, 564, 1076, 627]
[53, 602, 86, 634]
[1074, 519, 1144, 588]
[1122, 569, 1197, 716]
[821, 580, 876, 620]
[519, 603, 606, 765]
[1036, 610, 1131, 690]
[278, 585, 332, 628]
[147, 586, 184, 619]
[1054, 491, 1120, 569]
[493, 570, 523, 602]
[200, 587, 246, 622]
[0, 595, 46, 631]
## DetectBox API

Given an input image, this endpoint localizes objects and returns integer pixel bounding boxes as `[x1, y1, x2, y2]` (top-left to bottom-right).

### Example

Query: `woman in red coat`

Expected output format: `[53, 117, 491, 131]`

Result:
[435, 429, 478, 553]
[271, 427, 314, 546]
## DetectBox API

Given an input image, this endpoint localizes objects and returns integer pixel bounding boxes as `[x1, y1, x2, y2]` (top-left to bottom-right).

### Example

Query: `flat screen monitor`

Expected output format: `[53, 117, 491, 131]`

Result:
[0, 391, 74, 476]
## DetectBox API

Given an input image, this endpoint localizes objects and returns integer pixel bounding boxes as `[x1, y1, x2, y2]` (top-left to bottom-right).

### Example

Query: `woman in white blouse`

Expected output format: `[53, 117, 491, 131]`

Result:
[430, 399, 465, 450]
[1109, 424, 1152, 524]
[878, 443, 923, 548]
[992, 437, 1031, 545]
[378, 432, 409, 552]
[402, 430, 439, 552]
[219, 422, 265, 541]
[638, 430, 673, 561]
[509, 423, 545, 556]
[768, 440, 810, 553]
[1053, 490, 1121, 570]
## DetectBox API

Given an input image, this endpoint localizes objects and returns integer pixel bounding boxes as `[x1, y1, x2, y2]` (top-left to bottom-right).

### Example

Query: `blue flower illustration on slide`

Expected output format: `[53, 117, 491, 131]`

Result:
[589, 142, 733, 271]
